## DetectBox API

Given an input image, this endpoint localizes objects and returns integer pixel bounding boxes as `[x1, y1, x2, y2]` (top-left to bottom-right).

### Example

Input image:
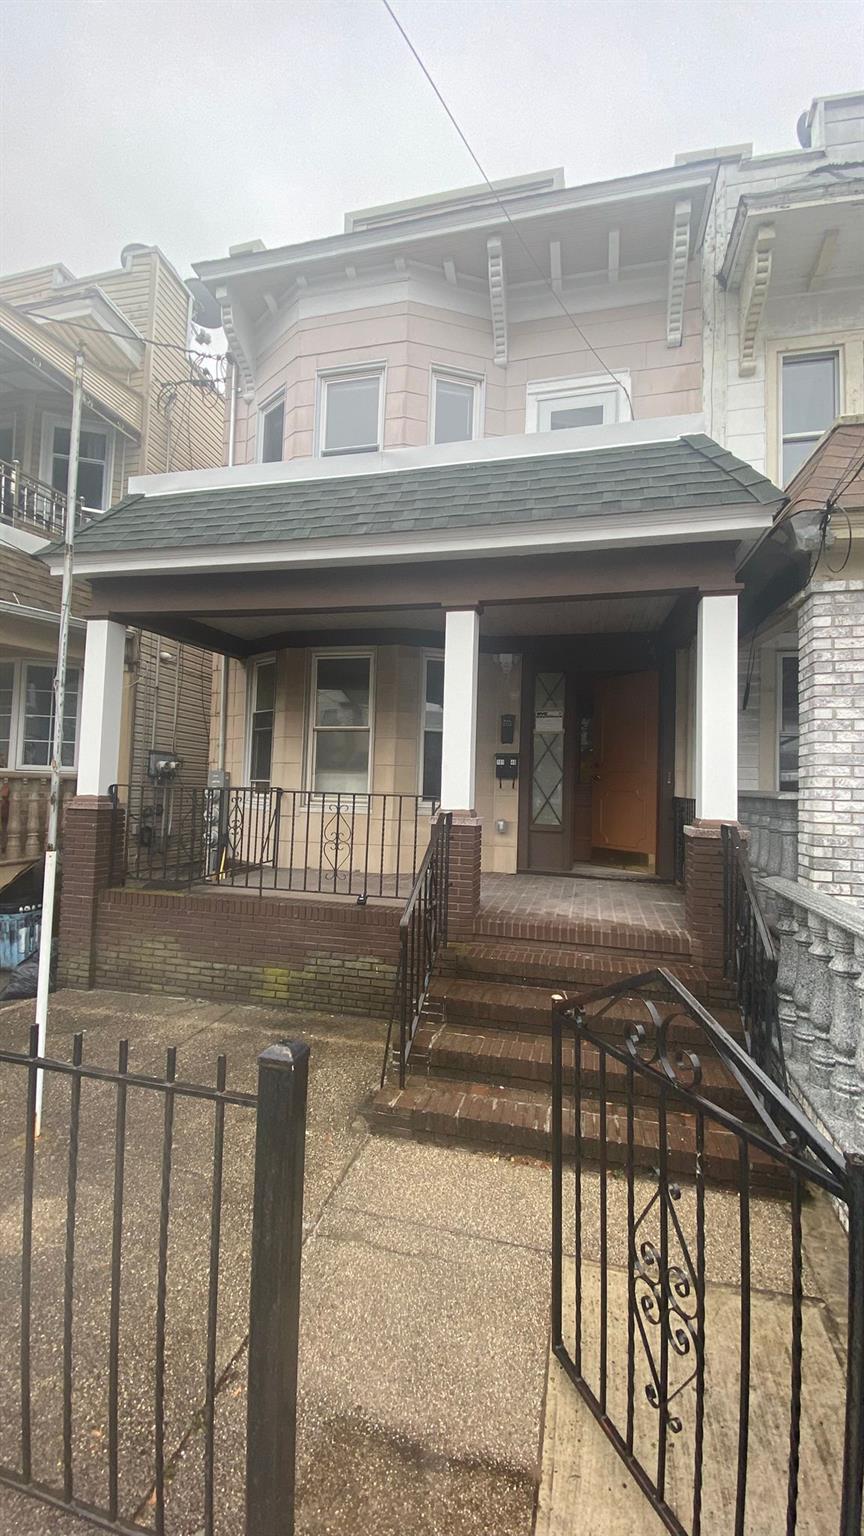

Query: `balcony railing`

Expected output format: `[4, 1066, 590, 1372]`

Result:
[0, 459, 95, 539]
[109, 783, 438, 902]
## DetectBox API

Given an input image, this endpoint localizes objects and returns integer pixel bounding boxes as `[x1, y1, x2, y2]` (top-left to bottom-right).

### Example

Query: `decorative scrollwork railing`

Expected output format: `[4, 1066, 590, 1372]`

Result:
[722, 822, 786, 1090]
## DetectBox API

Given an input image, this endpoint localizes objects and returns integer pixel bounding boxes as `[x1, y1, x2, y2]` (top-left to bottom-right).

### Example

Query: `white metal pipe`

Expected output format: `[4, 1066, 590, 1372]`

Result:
[34, 347, 84, 1135]
[217, 357, 239, 774]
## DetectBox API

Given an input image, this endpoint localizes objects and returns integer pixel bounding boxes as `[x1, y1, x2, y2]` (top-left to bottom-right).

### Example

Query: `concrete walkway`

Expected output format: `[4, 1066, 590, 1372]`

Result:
[0, 989, 548, 1535]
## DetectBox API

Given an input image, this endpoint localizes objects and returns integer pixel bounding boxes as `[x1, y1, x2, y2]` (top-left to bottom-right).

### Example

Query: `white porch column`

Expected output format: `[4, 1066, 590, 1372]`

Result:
[440, 607, 480, 810]
[77, 619, 126, 795]
[694, 593, 739, 821]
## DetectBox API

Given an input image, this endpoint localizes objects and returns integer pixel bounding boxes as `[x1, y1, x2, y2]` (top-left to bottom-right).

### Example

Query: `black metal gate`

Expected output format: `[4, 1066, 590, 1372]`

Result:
[0, 1023, 308, 1536]
[551, 968, 864, 1536]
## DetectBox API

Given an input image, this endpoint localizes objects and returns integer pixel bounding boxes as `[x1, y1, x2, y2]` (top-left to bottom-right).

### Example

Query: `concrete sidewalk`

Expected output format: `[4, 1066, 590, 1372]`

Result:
[0, 989, 548, 1535]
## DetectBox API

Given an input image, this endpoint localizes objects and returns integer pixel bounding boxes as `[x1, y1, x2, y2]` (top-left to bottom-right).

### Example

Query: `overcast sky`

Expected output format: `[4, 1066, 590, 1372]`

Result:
[1, 0, 862, 282]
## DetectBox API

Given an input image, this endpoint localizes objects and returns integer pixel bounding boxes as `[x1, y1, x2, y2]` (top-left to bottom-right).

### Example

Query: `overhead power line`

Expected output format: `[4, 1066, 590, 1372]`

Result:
[22, 312, 226, 365]
[380, 0, 635, 417]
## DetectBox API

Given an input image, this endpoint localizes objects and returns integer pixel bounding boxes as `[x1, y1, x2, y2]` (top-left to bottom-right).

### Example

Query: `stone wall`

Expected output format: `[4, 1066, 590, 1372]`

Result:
[797, 579, 864, 902]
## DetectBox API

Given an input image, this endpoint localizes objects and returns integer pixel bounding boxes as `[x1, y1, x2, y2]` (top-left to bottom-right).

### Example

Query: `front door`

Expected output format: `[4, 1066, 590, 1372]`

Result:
[522, 665, 659, 873]
[591, 671, 659, 861]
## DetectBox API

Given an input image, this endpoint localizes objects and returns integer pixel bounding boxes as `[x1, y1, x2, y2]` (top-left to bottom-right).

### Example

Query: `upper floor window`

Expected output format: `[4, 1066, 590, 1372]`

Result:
[259, 394, 285, 463]
[781, 352, 839, 484]
[432, 371, 481, 444]
[310, 653, 372, 793]
[317, 369, 384, 456]
[525, 372, 630, 433]
[41, 417, 112, 510]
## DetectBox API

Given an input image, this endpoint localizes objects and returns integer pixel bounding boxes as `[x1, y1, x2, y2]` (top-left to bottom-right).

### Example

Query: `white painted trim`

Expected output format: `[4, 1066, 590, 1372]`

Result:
[665, 200, 691, 347]
[38, 410, 115, 512]
[314, 364, 386, 457]
[0, 522, 49, 555]
[76, 620, 125, 794]
[58, 501, 777, 579]
[524, 372, 632, 431]
[0, 599, 86, 630]
[440, 609, 479, 810]
[429, 367, 484, 445]
[695, 594, 738, 820]
[127, 414, 706, 498]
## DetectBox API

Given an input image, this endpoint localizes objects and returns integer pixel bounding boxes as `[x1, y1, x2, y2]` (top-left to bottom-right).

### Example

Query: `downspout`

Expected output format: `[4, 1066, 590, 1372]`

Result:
[217, 357, 238, 773]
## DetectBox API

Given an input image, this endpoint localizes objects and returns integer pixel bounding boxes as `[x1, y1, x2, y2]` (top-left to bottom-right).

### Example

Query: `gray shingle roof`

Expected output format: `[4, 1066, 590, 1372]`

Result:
[65, 435, 782, 556]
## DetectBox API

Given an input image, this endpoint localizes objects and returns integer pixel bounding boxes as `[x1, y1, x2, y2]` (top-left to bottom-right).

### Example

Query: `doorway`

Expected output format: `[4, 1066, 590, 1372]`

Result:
[520, 664, 661, 875]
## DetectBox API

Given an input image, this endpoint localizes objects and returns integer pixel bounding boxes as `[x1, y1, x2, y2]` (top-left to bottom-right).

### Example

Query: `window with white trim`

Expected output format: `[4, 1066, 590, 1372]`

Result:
[259, 394, 285, 463]
[781, 352, 839, 484]
[0, 659, 81, 770]
[44, 421, 112, 510]
[525, 372, 630, 433]
[310, 654, 372, 793]
[778, 653, 799, 793]
[248, 658, 276, 788]
[420, 655, 444, 800]
[432, 371, 480, 444]
[317, 370, 384, 456]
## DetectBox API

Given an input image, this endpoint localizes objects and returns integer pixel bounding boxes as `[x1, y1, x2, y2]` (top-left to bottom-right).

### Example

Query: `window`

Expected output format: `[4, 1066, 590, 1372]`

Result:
[421, 655, 444, 800]
[45, 421, 111, 510]
[259, 395, 285, 463]
[526, 373, 630, 433]
[778, 654, 799, 792]
[781, 352, 839, 484]
[0, 662, 13, 768]
[318, 370, 383, 456]
[432, 372, 480, 444]
[248, 659, 276, 788]
[0, 423, 13, 463]
[16, 662, 81, 768]
[310, 654, 372, 793]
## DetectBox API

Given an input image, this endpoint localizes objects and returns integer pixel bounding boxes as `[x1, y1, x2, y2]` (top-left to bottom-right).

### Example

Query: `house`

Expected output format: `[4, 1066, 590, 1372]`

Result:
[0, 245, 225, 875]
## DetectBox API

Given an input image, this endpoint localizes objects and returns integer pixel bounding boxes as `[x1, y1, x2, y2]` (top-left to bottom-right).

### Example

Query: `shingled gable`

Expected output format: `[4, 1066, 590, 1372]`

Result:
[50, 434, 783, 558]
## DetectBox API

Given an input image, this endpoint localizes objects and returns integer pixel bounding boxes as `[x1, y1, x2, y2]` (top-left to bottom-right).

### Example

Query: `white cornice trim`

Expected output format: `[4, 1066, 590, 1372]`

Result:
[0, 597, 86, 630]
[487, 236, 508, 364]
[126, 415, 708, 499]
[738, 224, 775, 376]
[53, 502, 777, 579]
[665, 200, 691, 347]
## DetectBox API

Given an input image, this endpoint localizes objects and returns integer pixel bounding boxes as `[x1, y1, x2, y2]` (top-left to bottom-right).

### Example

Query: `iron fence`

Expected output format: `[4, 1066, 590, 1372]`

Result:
[673, 798, 695, 887]
[722, 822, 786, 1090]
[0, 458, 93, 538]
[551, 968, 864, 1536]
[381, 812, 451, 1088]
[0, 1024, 308, 1536]
[110, 783, 436, 902]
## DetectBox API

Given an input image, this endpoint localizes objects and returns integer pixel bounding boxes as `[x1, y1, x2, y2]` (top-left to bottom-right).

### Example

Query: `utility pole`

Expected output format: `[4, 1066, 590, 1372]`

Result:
[34, 346, 84, 1135]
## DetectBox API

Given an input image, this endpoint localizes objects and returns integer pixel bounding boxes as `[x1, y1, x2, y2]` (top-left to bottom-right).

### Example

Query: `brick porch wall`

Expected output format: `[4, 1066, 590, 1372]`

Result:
[59, 797, 123, 989]
[683, 823, 727, 972]
[447, 814, 482, 938]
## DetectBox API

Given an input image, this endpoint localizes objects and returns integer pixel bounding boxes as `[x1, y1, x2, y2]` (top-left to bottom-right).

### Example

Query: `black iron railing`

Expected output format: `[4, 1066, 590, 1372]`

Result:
[551, 968, 864, 1536]
[673, 797, 695, 886]
[0, 458, 94, 538]
[0, 1023, 307, 1536]
[110, 782, 436, 902]
[722, 822, 785, 1089]
[382, 812, 451, 1087]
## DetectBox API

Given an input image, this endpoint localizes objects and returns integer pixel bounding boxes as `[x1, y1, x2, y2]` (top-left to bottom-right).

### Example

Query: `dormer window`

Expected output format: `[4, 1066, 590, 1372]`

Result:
[525, 373, 631, 433]
[317, 368, 384, 456]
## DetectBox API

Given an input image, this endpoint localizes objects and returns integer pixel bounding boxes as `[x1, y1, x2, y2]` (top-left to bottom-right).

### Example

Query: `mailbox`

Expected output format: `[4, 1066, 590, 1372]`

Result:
[495, 753, 518, 787]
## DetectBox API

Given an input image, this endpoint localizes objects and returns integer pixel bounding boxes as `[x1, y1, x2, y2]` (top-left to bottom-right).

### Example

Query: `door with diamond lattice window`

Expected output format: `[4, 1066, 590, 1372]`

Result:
[525, 670, 572, 870]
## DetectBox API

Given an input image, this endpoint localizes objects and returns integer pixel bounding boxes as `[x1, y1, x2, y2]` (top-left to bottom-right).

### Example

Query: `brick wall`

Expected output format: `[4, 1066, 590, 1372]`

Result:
[683, 824, 726, 971]
[59, 797, 122, 988]
[798, 580, 864, 900]
[86, 887, 400, 1016]
[447, 814, 482, 938]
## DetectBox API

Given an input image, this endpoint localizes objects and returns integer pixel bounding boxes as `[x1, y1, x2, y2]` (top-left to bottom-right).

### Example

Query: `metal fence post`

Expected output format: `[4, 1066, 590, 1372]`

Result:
[246, 1041, 309, 1536]
[841, 1151, 864, 1536]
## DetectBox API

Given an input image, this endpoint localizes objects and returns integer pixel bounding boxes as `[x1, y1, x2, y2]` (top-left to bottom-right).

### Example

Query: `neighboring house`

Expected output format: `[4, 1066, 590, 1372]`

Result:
[0, 245, 225, 873]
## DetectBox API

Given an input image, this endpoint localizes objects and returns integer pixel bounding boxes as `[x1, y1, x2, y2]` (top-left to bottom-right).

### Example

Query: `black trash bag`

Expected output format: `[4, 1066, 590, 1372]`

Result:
[0, 940, 57, 1002]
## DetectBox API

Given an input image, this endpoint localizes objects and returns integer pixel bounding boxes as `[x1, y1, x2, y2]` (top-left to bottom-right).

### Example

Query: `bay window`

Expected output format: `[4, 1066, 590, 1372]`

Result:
[259, 394, 285, 463]
[317, 369, 384, 456]
[432, 371, 480, 444]
[310, 654, 372, 793]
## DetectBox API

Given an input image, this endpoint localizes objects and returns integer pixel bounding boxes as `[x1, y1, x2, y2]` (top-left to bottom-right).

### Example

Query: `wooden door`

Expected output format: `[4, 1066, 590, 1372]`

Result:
[591, 672, 659, 859]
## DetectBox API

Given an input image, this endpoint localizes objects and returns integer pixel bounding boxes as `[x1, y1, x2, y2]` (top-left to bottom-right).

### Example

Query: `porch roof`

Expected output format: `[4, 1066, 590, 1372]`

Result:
[50, 434, 782, 568]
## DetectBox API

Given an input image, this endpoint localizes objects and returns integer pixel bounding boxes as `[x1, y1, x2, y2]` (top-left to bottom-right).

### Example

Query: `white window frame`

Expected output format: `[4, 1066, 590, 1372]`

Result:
[257, 390, 286, 464]
[778, 348, 841, 485]
[417, 649, 445, 802]
[306, 648, 375, 797]
[315, 364, 386, 457]
[429, 368, 483, 446]
[525, 371, 632, 432]
[0, 657, 82, 774]
[39, 412, 115, 511]
[245, 655, 277, 788]
[776, 650, 800, 793]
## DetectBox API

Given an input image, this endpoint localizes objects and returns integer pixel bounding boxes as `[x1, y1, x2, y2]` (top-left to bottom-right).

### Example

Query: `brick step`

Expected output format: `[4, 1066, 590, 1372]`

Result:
[366, 1076, 783, 1188]
[427, 976, 744, 1047]
[440, 942, 730, 1006]
[473, 911, 692, 960]
[414, 1023, 749, 1114]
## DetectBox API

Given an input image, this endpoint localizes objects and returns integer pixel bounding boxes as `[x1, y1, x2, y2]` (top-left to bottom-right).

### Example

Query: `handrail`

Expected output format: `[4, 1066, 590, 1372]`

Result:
[0, 457, 93, 537]
[382, 811, 451, 1087]
[722, 823, 786, 1091]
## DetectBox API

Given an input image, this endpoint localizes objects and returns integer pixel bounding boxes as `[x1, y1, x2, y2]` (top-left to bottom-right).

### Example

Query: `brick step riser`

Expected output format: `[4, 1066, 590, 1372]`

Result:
[441, 956, 731, 1005]
[418, 1054, 749, 1116]
[366, 1107, 785, 1190]
[428, 1003, 744, 1050]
